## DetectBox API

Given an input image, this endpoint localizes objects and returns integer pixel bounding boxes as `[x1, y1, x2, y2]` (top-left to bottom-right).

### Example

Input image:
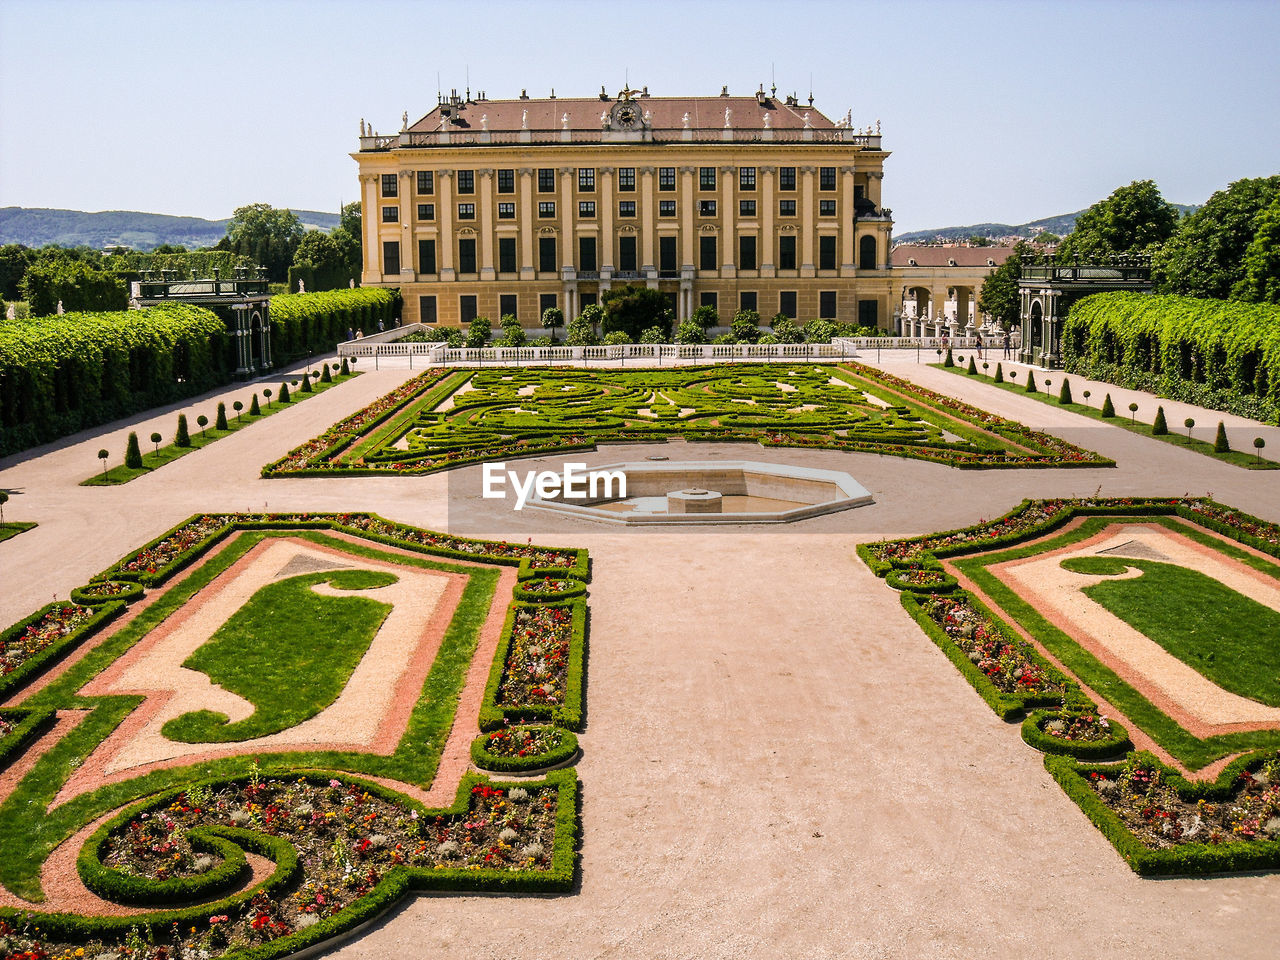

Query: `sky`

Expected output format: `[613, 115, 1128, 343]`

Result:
[1, 0, 1277, 234]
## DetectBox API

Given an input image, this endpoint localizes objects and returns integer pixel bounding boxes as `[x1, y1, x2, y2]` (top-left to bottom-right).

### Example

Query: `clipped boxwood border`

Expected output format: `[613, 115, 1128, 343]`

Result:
[884, 569, 958, 594]
[1020, 709, 1133, 760]
[0, 600, 124, 699]
[70, 579, 145, 606]
[512, 577, 588, 602]
[1046, 751, 1280, 876]
[470, 726, 580, 773]
[479, 600, 587, 731]
[0, 707, 57, 770]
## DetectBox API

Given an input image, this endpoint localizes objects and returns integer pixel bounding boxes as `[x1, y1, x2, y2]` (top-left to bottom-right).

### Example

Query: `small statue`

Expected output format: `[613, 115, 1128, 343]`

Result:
[57, 300, 64, 315]
[724, 107, 732, 128]
[763, 113, 771, 129]
[360, 118, 366, 137]
[682, 112, 690, 129]
[601, 110, 610, 128]
[401, 111, 408, 131]
[521, 109, 528, 129]
[803, 112, 812, 129]
[481, 114, 488, 131]
[298, 279, 306, 293]
[643, 110, 651, 127]
[562, 112, 570, 130]
[876, 119, 881, 134]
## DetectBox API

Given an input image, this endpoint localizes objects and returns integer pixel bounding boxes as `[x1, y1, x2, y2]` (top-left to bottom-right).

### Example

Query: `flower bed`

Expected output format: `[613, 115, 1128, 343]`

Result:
[1021, 709, 1132, 759]
[512, 577, 588, 602]
[471, 724, 580, 773]
[70, 579, 145, 605]
[480, 601, 586, 731]
[0, 600, 121, 697]
[883, 567, 958, 594]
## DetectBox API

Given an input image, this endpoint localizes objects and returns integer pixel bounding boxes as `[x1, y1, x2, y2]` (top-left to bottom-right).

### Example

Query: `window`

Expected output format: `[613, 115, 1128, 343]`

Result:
[382, 206, 399, 223]
[658, 167, 676, 191]
[382, 240, 400, 274]
[381, 173, 398, 197]
[498, 202, 516, 219]
[497, 169, 515, 193]
[619, 236, 637, 272]
[779, 200, 797, 217]
[540, 293, 558, 317]
[498, 237, 517, 274]
[699, 199, 717, 217]
[699, 167, 716, 190]
[659, 235, 677, 274]
[538, 168, 555, 192]
[739, 199, 757, 217]
[618, 167, 636, 191]
[859, 235, 877, 270]
[457, 202, 476, 219]
[538, 201, 556, 218]
[859, 299, 879, 328]
[538, 236, 557, 273]
[699, 235, 717, 271]
[819, 199, 836, 217]
[573, 202, 592, 219]
[820, 167, 837, 191]
[700, 292, 718, 310]
[819, 235, 837, 270]
[739, 235, 757, 271]
[578, 236, 597, 273]
[457, 170, 474, 194]
[779, 290, 797, 319]
[578, 168, 595, 191]
[457, 238, 476, 274]
[659, 200, 676, 217]
[417, 171, 434, 194]
[460, 295, 478, 325]
[417, 203, 435, 221]
[418, 239, 436, 275]
[779, 235, 797, 270]
[740, 291, 757, 313]
[779, 167, 796, 191]
[739, 167, 756, 190]
[418, 295, 436, 323]
[500, 294, 517, 320]
[580, 292, 598, 309]
[820, 291, 837, 318]
[618, 200, 636, 217]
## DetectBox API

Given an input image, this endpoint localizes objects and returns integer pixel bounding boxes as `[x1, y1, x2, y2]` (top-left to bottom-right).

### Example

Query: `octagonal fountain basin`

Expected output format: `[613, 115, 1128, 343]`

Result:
[524, 460, 874, 525]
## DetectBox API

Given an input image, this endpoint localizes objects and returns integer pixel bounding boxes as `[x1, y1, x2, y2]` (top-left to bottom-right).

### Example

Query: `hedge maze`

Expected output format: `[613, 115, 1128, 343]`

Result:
[861, 497, 1280, 875]
[264, 362, 1111, 477]
[0, 514, 587, 960]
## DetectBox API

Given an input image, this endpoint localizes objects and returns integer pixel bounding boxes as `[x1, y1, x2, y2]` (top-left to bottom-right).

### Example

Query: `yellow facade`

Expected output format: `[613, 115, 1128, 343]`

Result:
[353, 91, 896, 330]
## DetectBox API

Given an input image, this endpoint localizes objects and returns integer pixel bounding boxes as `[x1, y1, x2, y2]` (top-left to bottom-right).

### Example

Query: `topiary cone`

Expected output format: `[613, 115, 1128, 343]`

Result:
[1152, 406, 1168, 435]
[966, 356, 977, 375]
[279, 382, 292, 403]
[1058, 378, 1072, 404]
[321, 363, 332, 383]
[125, 431, 143, 469]
[301, 372, 313, 393]
[943, 347, 954, 368]
[1025, 369, 1037, 393]
[175, 413, 191, 448]
[994, 362, 1003, 383]
[1100, 393, 1115, 418]
[249, 393, 261, 416]
[216, 402, 229, 431]
[340, 357, 350, 376]
[1214, 421, 1230, 453]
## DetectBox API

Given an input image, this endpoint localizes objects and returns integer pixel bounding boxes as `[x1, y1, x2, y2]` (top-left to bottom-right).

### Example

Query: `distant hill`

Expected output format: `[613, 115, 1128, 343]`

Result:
[895, 204, 1198, 244]
[0, 207, 340, 251]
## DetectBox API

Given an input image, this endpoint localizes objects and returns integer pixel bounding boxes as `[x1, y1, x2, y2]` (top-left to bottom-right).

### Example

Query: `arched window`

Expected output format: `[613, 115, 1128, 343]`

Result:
[859, 235, 877, 270]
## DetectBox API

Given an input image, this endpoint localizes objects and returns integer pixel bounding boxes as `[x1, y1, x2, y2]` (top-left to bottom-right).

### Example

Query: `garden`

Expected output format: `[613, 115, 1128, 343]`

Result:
[262, 362, 1112, 477]
[860, 497, 1280, 874]
[0, 514, 587, 959]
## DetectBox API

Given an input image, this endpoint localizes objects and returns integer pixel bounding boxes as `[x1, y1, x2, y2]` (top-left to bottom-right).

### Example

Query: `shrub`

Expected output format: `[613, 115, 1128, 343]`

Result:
[196, 414, 209, 436]
[321, 363, 332, 383]
[124, 432, 142, 469]
[268, 287, 398, 363]
[174, 414, 191, 448]
[249, 393, 261, 416]
[994, 362, 1004, 383]
[1101, 393, 1115, 418]
[603, 330, 632, 345]
[1152, 406, 1168, 435]
[215, 401, 228, 431]
[1058, 378, 1072, 404]
[149, 431, 161, 454]
[340, 357, 350, 376]
[638, 326, 666, 345]
[943, 347, 954, 367]
[966, 356, 977, 374]
[279, 382, 291, 403]
[1214, 421, 1230, 452]
[301, 371, 313, 392]
[1025, 369, 1037, 393]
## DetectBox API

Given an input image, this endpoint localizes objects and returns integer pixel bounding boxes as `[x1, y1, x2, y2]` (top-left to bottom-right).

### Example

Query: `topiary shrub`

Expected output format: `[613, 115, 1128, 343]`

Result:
[279, 382, 291, 403]
[1101, 393, 1115, 418]
[944, 347, 954, 368]
[1058, 378, 1072, 404]
[214, 402, 227, 430]
[1214, 421, 1230, 453]
[321, 363, 332, 383]
[340, 357, 350, 376]
[994, 362, 1004, 383]
[1152, 406, 1168, 435]
[124, 432, 142, 469]
[175, 413, 191, 448]
[301, 372, 313, 393]
[966, 356, 977, 375]
[249, 393, 261, 416]
[1025, 369, 1037, 393]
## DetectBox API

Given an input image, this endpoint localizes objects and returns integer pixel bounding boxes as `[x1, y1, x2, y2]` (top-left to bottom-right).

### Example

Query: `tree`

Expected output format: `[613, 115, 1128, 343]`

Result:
[730, 309, 761, 344]
[803, 318, 836, 344]
[564, 313, 599, 346]
[175, 414, 191, 448]
[967, 235, 993, 247]
[603, 330, 632, 345]
[770, 317, 804, 344]
[639, 326, 666, 344]
[541, 306, 564, 340]
[150, 432, 162, 454]
[1153, 176, 1280, 300]
[977, 241, 1029, 329]
[465, 316, 492, 348]
[20, 259, 127, 316]
[293, 231, 346, 271]
[224, 203, 304, 282]
[674, 320, 707, 344]
[495, 314, 526, 347]
[1056, 180, 1179, 262]
[1033, 231, 1060, 245]
[339, 200, 362, 238]
[691, 304, 720, 330]
[1232, 195, 1280, 303]
[125, 432, 143, 469]
[602, 284, 671, 341]
[0, 244, 34, 301]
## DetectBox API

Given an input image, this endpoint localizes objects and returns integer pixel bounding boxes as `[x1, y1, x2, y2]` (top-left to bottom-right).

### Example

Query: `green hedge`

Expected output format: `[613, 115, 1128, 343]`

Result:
[269, 287, 399, 361]
[0, 601, 124, 699]
[470, 727, 580, 772]
[0, 303, 231, 454]
[1062, 292, 1280, 423]
[69, 580, 144, 606]
[1020, 709, 1132, 760]
[512, 578, 589, 602]
[479, 601, 587, 731]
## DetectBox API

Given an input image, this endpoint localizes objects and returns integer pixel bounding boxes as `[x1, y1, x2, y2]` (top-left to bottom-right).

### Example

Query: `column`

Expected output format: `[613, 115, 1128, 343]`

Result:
[519, 168, 535, 279]
[799, 166, 815, 277]
[720, 165, 735, 276]
[640, 167, 655, 277]
[359, 174, 379, 282]
[760, 166, 775, 276]
[560, 167, 575, 275]
[478, 169, 495, 279]
[438, 170, 455, 279]
[680, 166, 696, 271]
[398, 170, 414, 276]
[600, 167, 615, 274]
[840, 167, 856, 275]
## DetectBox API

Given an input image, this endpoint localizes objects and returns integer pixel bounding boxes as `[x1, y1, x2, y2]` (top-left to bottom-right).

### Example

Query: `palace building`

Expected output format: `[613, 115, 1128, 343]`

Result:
[353, 85, 896, 330]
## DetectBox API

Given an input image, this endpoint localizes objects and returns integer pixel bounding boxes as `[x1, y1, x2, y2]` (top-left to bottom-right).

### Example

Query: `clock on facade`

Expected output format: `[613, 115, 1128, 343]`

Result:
[611, 100, 640, 129]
